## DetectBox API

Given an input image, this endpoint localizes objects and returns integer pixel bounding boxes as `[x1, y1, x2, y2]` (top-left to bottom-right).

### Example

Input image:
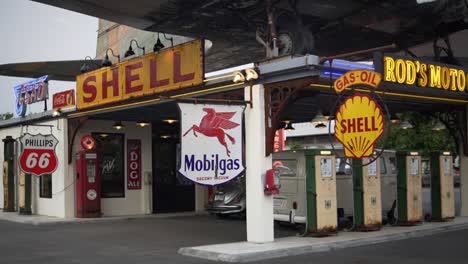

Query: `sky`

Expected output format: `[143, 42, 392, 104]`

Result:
[0, 0, 98, 115]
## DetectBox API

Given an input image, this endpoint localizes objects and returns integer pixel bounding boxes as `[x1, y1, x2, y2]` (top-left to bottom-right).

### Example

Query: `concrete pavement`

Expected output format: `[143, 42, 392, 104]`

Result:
[0, 214, 467, 263]
[179, 217, 468, 262]
[0, 211, 203, 225]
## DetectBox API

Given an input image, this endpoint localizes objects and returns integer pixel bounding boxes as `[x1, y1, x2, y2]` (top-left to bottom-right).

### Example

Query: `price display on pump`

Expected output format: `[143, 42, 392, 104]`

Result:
[19, 134, 59, 176]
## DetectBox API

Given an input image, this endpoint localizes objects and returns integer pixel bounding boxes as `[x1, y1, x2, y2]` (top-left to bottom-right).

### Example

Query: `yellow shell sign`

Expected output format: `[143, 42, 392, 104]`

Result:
[334, 94, 384, 159]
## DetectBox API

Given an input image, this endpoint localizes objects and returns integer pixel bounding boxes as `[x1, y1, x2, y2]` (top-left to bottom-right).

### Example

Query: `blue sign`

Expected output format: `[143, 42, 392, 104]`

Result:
[14, 75, 49, 117]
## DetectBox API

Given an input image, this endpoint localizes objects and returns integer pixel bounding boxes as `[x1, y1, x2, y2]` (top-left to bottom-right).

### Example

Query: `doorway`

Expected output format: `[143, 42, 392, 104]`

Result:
[152, 121, 195, 213]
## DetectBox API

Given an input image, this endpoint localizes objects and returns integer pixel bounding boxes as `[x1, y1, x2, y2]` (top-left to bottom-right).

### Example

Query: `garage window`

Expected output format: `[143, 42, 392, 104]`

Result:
[93, 133, 125, 198]
[39, 174, 52, 198]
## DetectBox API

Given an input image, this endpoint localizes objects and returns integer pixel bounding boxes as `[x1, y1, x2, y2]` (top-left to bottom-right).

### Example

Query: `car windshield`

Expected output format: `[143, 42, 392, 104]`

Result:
[336, 158, 351, 175]
[273, 159, 297, 176]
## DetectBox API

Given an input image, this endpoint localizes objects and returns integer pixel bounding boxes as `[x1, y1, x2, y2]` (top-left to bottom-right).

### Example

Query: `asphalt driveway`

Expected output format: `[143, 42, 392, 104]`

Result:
[0, 214, 295, 264]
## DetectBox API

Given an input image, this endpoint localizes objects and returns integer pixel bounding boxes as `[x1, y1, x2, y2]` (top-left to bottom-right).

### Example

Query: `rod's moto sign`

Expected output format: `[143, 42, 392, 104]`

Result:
[178, 103, 244, 186]
[19, 134, 59, 176]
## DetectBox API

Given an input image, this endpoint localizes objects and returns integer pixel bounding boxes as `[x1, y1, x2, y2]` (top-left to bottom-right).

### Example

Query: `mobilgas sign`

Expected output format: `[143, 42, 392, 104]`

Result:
[14, 75, 49, 117]
[178, 103, 244, 186]
[375, 54, 468, 92]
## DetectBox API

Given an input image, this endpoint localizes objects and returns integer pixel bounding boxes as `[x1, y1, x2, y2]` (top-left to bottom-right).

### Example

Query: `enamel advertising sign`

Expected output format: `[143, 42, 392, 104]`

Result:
[127, 139, 142, 190]
[19, 134, 59, 176]
[76, 39, 203, 110]
[178, 103, 244, 186]
[53, 89, 75, 109]
[334, 94, 384, 159]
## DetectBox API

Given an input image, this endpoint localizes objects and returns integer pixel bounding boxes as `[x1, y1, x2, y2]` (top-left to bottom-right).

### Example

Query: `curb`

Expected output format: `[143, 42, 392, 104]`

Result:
[178, 222, 468, 263]
[0, 212, 206, 226]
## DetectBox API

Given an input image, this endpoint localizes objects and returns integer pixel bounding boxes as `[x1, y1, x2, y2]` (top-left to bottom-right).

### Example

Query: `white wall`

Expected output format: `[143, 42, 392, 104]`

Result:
[72, 120, 152, 216]
[0, 118, 69, 218]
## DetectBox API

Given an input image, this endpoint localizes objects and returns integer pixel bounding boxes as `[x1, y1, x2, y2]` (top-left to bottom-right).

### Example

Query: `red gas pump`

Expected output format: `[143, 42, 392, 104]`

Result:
[264, 168, 280, 195]
[76, 135, 101, 218]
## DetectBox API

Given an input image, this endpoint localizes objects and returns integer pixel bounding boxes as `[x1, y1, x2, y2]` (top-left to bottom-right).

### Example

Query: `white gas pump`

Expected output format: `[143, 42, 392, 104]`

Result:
[357, 157, 382, 230]
[397, 151, 423, 225]
[305, 150, 337, 236]
[431, 151, 455, 221]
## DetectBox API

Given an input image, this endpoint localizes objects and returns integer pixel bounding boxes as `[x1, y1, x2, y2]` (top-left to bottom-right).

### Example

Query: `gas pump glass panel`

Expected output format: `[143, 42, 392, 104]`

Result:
[410, 158, 420, 176]
[443, 157, 451, 176]
[274, 170, 281, 186]
[368, 161, 377, 177]
[320, 158, 333, 178]
[86, 158, 96, 183]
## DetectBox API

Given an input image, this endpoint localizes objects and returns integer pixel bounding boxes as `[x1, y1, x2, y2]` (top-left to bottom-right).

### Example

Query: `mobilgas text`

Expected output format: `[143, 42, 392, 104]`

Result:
[183, 154, 241, 176]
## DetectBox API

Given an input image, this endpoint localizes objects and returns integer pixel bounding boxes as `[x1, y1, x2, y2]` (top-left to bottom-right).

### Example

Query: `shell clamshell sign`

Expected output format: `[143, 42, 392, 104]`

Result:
[334, 94, 384, 159]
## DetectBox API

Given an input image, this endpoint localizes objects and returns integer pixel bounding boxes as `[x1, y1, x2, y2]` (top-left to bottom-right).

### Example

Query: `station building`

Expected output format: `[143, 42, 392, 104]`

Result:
[1, 24, 468, 243]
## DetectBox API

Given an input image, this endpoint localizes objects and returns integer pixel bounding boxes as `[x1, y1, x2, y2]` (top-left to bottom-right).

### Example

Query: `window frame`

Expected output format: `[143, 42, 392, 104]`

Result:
[39, 174, 52, 198]
[92, 132, 125, 198]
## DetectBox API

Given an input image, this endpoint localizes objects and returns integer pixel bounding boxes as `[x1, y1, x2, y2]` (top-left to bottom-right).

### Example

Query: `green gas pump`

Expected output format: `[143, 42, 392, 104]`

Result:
[430, 151, 455, 221]
[3, 136, 15, 212]
[353, 157, 382, 231]
[396, 151, 423, 225]
[305, 150, 337, 236]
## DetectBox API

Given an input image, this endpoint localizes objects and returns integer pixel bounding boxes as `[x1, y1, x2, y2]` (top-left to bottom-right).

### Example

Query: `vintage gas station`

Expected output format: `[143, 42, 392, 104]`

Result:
[1, 35, 468, 260]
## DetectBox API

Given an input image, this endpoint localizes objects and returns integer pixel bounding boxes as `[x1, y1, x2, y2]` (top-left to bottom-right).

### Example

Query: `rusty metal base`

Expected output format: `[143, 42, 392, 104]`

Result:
[354, 223, 382, 232]
[397, 220, 422, 226]
[307, 227, 338, 237]
[76, 209, 102, 218]
[19, 207, 32, 215]
[430, 216, 455, 222]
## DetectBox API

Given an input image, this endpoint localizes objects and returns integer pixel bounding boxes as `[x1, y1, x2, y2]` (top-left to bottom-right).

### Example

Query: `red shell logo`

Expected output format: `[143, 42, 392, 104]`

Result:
[183, 108, 240, 156]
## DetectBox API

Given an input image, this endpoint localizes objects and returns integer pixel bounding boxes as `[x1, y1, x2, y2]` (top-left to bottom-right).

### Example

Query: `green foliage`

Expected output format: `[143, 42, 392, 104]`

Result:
[289, 141, 304, 151]
[377, 112, 456, 157]
[0, 112, 13, 120]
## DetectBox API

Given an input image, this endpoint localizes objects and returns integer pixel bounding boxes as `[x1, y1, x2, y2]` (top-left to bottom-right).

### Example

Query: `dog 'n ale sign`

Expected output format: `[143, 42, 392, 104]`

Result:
[178, 103, 245, 186]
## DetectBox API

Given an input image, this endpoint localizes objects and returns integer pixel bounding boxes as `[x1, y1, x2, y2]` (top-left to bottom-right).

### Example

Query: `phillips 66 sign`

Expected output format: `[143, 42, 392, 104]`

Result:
[178, 103, 245, 186]
[19, 134, 59, 176]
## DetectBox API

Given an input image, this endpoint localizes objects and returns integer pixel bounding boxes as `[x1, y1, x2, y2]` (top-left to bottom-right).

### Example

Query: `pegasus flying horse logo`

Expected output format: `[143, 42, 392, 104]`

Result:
[183, 108, 240, 157]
